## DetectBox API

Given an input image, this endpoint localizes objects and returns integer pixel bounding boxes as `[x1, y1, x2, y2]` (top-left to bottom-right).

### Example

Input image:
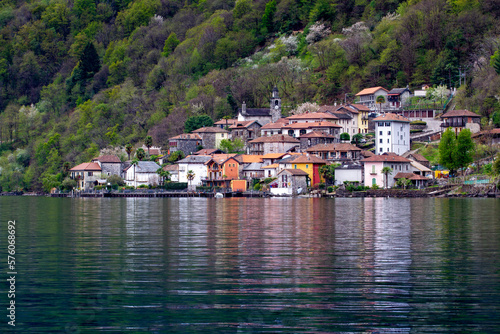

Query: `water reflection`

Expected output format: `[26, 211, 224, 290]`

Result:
[0, 197, 499, 332]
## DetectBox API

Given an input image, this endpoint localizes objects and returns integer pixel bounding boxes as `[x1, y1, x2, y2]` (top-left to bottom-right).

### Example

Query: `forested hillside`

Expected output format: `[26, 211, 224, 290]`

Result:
[0, 0, 499, 191]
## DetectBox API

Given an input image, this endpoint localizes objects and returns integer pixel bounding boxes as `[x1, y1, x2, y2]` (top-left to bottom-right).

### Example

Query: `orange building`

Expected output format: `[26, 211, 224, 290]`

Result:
[202, 154, 241, 189]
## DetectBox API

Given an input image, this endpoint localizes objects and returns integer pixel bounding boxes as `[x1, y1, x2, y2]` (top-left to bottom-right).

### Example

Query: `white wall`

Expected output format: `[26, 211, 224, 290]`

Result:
[178, 163, 207, 186]
[375, 121, 410, 155]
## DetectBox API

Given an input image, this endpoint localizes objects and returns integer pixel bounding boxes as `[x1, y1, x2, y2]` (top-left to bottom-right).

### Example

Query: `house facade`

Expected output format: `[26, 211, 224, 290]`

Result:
[349, 103, 370, 134]
[305, 143, 362, 163]
[91, 155, 122, 177]
[168, 133, 203, 156]
[387, 87, 411, 110]
[237, 87, 281, 125]
[355, 86, 389, 111]
[202, 154, 240, 189]
[374, 113, 410, 155]
[440, 109, 481, 134]
[299, 131, 338, 151]
[361, 154, 412, 188]
[123, 161, 161, 187]
[192, 127, 230, 150]
[229, 120, 262, 148]
[248, 134, 300, 155]
[177, 155, 212, 189]
[70, 162, 102, 190]
[278, 154, 328, 186]
[269, 169, 309, 196]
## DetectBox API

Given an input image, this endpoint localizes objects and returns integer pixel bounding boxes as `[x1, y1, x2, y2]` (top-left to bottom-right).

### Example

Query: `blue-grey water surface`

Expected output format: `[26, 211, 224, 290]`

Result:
[1, 197, 500, 333]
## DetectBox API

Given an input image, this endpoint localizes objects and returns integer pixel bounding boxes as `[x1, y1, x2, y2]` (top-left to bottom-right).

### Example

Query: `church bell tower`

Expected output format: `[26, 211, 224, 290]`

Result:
[270, 87, 281, 122]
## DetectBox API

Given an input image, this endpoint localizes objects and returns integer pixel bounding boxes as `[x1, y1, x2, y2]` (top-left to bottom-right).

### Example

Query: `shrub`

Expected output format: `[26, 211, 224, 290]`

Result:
[410, 120, 427, 126]
[253, 183, 262, 191]
[327, 186, 334, 193]
[164, 182, 188, 190]
[138, 184, 148, 189]
[371, 184, 380, 190]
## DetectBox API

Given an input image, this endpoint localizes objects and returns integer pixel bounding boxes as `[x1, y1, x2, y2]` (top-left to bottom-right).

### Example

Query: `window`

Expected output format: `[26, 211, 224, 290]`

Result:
[406, 165, 408, 170]
[388, 131, 391, 135]
[379, 131, 383, 135]
[380, 139, 383, 143]
[372, 165, 376, 173]
[306, 164, 309, 169]
[294, 164, 297, 169]
[387, 139, 390, 143]
[385, 122, 390, 127]
[221, 134, 224, 138]
[379, 148, 383, 152]
[88, 172, 93, 176]
[378, 122, 384, 127]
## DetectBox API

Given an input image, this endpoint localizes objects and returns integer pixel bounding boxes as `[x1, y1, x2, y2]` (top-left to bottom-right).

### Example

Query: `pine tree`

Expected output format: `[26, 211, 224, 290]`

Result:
[79, 42, 100, 80]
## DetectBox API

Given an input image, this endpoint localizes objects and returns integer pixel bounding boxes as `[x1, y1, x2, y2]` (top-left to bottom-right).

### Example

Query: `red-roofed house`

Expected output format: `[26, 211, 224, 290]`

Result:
[440, 109, 481, 134]
[361, 153, 411, 188]
[248, 134, 300, 155]
[355, 87, 389, 111]
[92, 155, 122, 177]
[70, 162, 102, 190]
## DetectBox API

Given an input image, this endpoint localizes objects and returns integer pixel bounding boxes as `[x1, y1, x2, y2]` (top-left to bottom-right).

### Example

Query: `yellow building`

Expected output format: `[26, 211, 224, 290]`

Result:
[349, 103, 371, 134]
[279, 154, 328, 186]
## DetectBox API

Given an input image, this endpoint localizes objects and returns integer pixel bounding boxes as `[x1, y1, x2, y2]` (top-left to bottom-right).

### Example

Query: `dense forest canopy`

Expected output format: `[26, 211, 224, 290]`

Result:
[0, 0, 500, 191]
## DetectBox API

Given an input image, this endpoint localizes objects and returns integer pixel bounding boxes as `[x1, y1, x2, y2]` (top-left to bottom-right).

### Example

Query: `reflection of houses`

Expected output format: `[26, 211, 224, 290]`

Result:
[192, 127, 230, 149]
[374, 113, 410, 155]
[440, 109, 481, 134]
[70, 162, 102, 190]
[248, 134, 300, 155]
[355, 86, 389, 111]
[305, 143, 362, 163]
[123, 161, 161, 187]
[91, 155, 122, 177]
[168, 133, 202, 156]
[269, 169, 308, 196]
[361, 154, 411, 188]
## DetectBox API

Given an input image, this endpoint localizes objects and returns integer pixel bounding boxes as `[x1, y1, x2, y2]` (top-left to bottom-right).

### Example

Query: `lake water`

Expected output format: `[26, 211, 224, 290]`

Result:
[1, 197, 500, 333]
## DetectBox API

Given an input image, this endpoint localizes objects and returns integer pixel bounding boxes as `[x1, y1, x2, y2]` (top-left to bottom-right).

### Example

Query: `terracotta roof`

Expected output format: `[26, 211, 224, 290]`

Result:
[441, 110, 480, 118]
[262, 153, 288, 159]
[408, 153, 429, 163]
[361, 154, 410, 163]
[92, 155, 121, 163]
[214, 119, 238, 125]
[229, 120, 262, 129]
[261, 121, 288, 129]
[279, 168, 309, 176]
[472, 128, 500, 137]
[299, 131, 337, 139]
[349, 103, 370, 111]
[163, 164, 178, 172]
[238, 155, 264, 163]
[206, 154, 238, 165]
[169, 133, 202, 140]
[287, 112, 339, 120]
[306, 143, 362, 152]
[70, 162, 102, 171]
[290, 154, 328, 164]
[262, 163, 279, 169]
[355, 86, 389, 96]
[394, 172, 428, 180]
[249, 134, 299, 143]
[361, 150, 375, 157]
[192, 126, 229, 133]
[334, 105, 359, 114]
[194, 148, 222, 155]
[283, 121, 341, 129]
[373, 113, 410, 122]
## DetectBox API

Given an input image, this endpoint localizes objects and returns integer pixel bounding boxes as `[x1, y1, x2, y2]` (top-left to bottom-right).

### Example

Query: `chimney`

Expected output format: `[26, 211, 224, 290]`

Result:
[242, 101, 247, 114]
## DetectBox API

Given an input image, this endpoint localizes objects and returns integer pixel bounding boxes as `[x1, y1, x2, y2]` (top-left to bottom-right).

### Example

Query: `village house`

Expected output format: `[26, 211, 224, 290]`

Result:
[355, 86, 389, 111]
[177, 155, 212, 189]
[334, 163, 363, 185]
[141, 145, 162, 156]
[192, 126, 230, 150]
[193, 148, 223, 155]
[305, 143, 362, 163]
[214, 118, 238, 129]
[70, 162, 102, 190]
[440, 109, 481, 134]
[299, 131, 338, 151]
[278, 153, 328, 186]
[374, 113, 410, 155]
[269, 169, 309, 196]
[472, 128, 500, 145]
[236, 155, 264, 180]
[248, 134, 300, 155]
[168, 133, 203, 156]
[409, 160, 433, 179]
[287, 111, 339, 124]
[331, 105, 359, 136]
[201, 154, 240, 190]
[361, 154, 412, 188]
[404, 152, 431, 168]
[91, 155, 122, 177]
[347, 103, 371, 134]
[282, 121, 342, 139]
[123, 161, 161, 187]
[229, 120, 262, 148]
[260, 119, 286, 136]
[162, 164, 179, 182]
[386, 87, 411, 110]
[393, 172, 429, 189]
[237, 87, 282, 125]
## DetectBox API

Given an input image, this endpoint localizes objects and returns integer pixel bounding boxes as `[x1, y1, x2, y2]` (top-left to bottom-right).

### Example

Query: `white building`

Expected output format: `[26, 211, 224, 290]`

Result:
[123, 161, 161, 187]
[176, 155, 212, 189]
[374, 113, 410, 155]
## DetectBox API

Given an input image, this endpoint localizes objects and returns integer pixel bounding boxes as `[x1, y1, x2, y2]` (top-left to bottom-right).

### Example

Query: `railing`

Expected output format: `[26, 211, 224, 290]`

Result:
[440, 120, 466, 128]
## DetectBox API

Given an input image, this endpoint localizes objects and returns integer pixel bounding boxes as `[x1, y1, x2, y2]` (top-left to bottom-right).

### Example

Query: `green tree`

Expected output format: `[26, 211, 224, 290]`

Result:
[319, 163, 340, 185]
[187, 170, 195, 190]
[340, 132, 350, 141]
[396, 177, 411, 189]
[78, 42, 100, 80]
[162, 32, 180, 57]
[352, 133, 363, 145]
[376, 95, 386, 114]
[145, 135, 153, 155]
[262, 0, 277, 33]
[157, 167, 171, 186]
[136, 148, 146, 160]
[439, 128, 457, 173]
[125, 144, 133, 160]
[219, 138, 244, 153]
[381, 166, 393, 189]
[454, 128, 474, 172]
[184, 114, 214, 133]
[493, 152, 500, 175]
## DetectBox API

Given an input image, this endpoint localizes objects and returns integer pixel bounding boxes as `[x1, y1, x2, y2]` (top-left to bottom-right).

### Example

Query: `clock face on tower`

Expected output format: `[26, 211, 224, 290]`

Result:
[274, 105, 279, 109]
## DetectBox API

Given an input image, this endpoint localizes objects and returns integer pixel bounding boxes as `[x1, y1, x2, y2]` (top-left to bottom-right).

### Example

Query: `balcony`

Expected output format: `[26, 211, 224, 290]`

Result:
[440, 120, 466, 128]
